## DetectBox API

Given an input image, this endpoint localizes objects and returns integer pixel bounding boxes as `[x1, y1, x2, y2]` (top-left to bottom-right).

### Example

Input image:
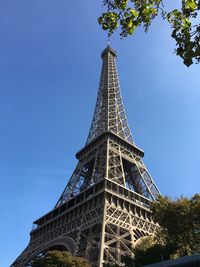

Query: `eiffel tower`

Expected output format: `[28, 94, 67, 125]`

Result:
[12, 46, 160, 267]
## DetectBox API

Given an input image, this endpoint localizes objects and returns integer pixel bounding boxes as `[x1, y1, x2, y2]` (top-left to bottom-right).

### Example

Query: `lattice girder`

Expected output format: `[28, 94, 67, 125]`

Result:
[12, 46, 161, 267]
[101, 193, 158, 266]
[12, 178, 158, 267]
[87, 46, 133, 145]
[56, 132, 160, 207]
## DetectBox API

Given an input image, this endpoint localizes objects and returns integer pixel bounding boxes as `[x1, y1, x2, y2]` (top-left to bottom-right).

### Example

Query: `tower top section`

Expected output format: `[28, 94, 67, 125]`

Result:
[101, 45, 117, 59]
[86, 46, 134, 145]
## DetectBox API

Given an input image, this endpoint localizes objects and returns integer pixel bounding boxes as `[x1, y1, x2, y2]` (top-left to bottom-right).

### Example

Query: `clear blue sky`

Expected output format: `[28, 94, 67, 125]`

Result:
[0, 1, 199, 266]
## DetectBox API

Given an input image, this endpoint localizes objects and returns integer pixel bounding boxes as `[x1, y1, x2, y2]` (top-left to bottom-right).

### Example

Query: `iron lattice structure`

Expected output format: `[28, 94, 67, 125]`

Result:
[12, 46, 160, 267]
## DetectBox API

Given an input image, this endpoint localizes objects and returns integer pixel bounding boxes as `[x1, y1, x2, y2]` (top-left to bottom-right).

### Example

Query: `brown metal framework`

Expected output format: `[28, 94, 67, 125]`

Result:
[12, 46, 160, 267]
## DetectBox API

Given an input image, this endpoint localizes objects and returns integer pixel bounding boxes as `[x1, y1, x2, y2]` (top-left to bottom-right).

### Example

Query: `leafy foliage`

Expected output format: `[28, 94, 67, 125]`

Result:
[103, 255, 134, 267]
[151, 194, 200, 256]
[134, 236, 176, 266]
[98, 0, 200, 66]
[132, 194, 200, 266]
[121, 255, 134, 267]
[31, 250, 91, 267]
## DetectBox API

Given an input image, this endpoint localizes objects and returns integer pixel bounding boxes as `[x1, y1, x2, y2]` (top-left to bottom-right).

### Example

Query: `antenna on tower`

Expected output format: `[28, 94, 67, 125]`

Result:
[107, 34, 111, 46]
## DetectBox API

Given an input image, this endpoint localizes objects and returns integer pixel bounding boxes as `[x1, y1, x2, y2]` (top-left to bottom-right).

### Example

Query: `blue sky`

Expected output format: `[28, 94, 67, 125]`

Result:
[0, 1, 200, 266]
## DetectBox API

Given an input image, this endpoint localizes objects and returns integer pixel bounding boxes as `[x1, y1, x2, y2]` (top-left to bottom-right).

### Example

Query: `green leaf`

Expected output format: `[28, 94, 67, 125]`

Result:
[114, 0, 129, 10]
[182, 18, 191, 28]
[129, 8, 139, 18]
[185, 0, 197, 10]
[184, 56, 193, 66]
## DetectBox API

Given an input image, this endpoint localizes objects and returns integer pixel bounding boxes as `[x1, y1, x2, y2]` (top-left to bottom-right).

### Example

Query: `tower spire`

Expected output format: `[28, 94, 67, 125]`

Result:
[86, 46, 133, 145]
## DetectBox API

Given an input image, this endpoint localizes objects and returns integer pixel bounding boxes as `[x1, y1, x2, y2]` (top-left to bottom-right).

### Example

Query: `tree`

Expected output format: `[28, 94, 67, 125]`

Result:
[132, 194, 200, 266]
[151, 194, 200, 256]
[133, 236, 176, 266]
[103, 255, 134, 267]
[98, 0, 200, 66]
[31, 250, 91, 267]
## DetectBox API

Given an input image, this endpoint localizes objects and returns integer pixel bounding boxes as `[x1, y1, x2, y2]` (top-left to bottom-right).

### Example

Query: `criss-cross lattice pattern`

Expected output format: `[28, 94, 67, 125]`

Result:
[55, 46, 160, 207]
[86, 46, 133, 145]
[12, 46, 161, 267]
